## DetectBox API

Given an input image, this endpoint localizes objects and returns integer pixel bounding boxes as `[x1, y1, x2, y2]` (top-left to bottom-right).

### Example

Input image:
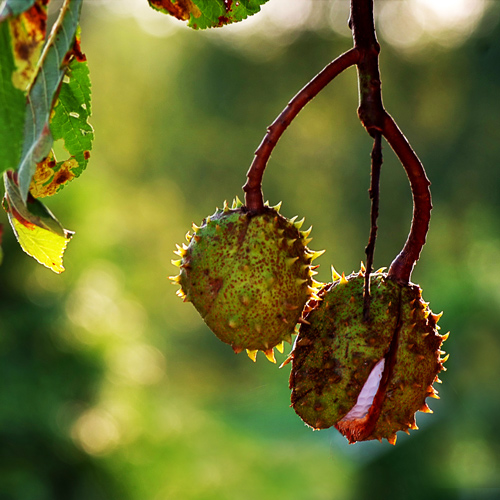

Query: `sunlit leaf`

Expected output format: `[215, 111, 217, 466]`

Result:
[30, 54, 93, 198]
[0, 0, 36, 21]
[148, 0, 269, 29]
[8, 213, 73, 273]
[0, 21, 25, 174]
[3, 171, 74, 273]
[8, 0, 47, 90]
[17, 0, 84, 201]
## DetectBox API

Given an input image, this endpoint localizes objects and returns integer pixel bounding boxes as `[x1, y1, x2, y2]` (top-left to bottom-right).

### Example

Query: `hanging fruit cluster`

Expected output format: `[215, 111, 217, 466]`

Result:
[169, 0, 450, 445]
[170, 203, 449, 445]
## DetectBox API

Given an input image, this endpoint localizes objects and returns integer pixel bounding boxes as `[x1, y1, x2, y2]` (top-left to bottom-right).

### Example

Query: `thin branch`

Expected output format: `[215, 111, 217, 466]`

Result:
[383, 115, 432, 283]
[363, 131, 382, 321]
[350, 0, 384, 133]
[243, 0, 432, 284]
[243, 48, 360, 212]
[350, 0, 431, 284]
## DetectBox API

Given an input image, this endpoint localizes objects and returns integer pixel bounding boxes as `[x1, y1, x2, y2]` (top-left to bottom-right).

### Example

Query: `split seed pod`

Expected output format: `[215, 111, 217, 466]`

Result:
[288, 267, 448, 444]
[170, 199, 324, 362]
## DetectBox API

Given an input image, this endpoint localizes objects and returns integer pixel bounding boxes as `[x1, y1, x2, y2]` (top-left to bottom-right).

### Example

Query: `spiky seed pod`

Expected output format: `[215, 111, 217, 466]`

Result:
[170, 199, 324, 362]
[288, 267, 448, 444]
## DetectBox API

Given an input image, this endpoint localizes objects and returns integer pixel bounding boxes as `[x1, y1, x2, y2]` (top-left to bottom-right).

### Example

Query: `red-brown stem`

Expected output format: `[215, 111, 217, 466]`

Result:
[351, 0, 384, 310]
[363, 131, 382, 321]
[383, 115, 432, 283]
[244, 0, 431, 283]
[351, 0, 431, 284]
[351, 0, 384, 134]
[243, 48, 360, 212]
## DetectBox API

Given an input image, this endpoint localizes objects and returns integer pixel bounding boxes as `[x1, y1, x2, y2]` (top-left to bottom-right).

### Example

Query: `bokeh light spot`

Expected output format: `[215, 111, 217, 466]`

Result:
[72, 408, 121, 456]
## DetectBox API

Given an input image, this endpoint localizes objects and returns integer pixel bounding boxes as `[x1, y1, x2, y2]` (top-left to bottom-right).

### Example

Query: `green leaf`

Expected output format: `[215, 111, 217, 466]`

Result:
[51, 57, 93, 177]
[30, 55, 93, 198]
[17, 0, 84, 201]
[0, 224, 3, 266]
[3, 171, 74, 273]
[0, 20, 25, 174]
[0, 0, 36, 21]
[148, 0, 269, 29]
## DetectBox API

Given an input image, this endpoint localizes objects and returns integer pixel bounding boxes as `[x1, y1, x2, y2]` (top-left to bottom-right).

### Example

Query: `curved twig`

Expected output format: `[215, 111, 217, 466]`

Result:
[243, 48, 360, 212]
[383, 115, 432, 283]
[351, 0, 432, 284]
[243, 0, 432, 285]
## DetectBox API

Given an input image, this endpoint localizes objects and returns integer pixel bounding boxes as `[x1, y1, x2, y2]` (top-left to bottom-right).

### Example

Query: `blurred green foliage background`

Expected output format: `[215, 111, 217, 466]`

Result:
[1, 1, 500, 499]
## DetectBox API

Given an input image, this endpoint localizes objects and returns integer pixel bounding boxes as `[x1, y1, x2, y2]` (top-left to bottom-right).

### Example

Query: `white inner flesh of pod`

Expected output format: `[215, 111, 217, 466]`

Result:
[341, 358, 386, 421]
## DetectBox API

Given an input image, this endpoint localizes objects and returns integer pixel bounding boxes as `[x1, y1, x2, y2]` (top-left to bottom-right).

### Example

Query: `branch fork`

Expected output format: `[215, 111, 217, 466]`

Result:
[244, 0, 432, 285]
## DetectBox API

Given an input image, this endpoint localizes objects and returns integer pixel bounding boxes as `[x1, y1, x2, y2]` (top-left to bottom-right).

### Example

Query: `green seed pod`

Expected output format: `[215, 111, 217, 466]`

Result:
[170, 199, 324, 362]
[288, 267, 448, 444]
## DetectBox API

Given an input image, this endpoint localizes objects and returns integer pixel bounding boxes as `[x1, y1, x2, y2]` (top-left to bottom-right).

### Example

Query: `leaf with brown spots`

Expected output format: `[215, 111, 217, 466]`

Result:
[148, 0, 269, 29]
[0, 0, 37, 21]
[148, 0, 200, 21]
[29, 152, 78, 198]
[30, 53, 93, 198]
[8, 0, 48, 90]
[16, 0, 84, 202]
